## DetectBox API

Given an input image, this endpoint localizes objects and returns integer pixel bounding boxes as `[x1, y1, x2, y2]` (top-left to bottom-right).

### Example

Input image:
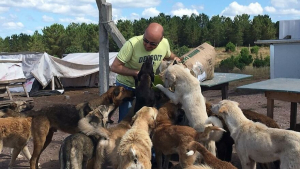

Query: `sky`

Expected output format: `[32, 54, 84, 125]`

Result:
[0, 0, 299, 39]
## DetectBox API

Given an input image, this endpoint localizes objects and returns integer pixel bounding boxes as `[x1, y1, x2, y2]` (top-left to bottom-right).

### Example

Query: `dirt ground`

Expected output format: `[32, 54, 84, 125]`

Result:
[0, 76, 298, 169]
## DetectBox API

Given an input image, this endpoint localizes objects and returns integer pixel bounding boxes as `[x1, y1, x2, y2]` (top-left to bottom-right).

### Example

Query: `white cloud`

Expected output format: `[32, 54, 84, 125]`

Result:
[130, 13, 140, 20]
[59, 17, 97, 24]
[42, 15, 54, 22]
[2, 22, 24, 30]
[221, 2, 263, 17]
[171, 2, 199, 17]
[270, 0, 299, 9]
[265, 6, 276, 13]
[0, 6, 9, 13]
[191, 5, 204, 11]
[109, 0, 161, 8]
[142, 7, 160, 18]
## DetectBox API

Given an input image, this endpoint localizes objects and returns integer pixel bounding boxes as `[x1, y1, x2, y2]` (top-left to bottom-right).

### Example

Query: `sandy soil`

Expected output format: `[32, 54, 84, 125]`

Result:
[0, 77, 297, 169]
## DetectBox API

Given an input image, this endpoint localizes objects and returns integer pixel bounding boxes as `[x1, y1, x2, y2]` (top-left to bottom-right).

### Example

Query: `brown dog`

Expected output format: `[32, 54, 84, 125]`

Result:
[0, 117, 32, 168]
[118, 106, 158, 169]
[186, 141, 237, 169]
[152, 102, 225, 169]
[76, 99, 137, 169]
[28, 86, 134, 169]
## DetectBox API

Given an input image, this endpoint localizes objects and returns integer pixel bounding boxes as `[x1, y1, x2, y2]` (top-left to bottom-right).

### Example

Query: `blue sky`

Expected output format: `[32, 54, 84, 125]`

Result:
[0, 0, 299, 39]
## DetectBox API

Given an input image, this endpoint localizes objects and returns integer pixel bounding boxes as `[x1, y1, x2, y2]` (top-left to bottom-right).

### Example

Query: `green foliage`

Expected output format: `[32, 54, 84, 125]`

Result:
[253, 55, 270, 67]
[234, 48, 253, 70]
[225, 42, 236, 52]
[251, 45, 260, 55]
[172, 45, 190, 57]
[0, 13, 278, 57]
[219, 56, 235, 72]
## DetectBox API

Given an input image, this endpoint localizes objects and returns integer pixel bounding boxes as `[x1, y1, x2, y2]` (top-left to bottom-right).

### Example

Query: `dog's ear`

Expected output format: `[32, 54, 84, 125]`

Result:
[173, 60, 178, 65]
[113, 87, 121, 97]
[9, 102, 18, 110]
[218, 105, 228, 114]
[169, 73, 176, 82]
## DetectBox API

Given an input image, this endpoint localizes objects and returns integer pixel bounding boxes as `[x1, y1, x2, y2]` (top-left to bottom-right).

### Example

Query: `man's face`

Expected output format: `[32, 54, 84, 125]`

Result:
[143, 35, 162, 51]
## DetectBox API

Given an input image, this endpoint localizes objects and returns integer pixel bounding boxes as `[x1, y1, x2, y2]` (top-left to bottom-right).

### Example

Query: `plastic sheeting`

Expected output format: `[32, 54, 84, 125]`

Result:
[0, 52, 118, 89]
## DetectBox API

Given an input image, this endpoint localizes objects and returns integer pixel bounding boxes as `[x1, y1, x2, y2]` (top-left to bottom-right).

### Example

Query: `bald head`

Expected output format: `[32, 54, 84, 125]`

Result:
[144, 22, 164, 41]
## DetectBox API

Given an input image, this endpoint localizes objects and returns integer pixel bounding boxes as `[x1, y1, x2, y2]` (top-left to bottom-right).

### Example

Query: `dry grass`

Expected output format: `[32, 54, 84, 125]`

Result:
[214, 46, 270, 80]
[215, 46, 270, 64]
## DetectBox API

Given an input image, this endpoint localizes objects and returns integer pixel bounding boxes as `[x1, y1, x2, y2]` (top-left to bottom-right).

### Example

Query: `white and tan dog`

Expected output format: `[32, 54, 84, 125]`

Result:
[212, 100, 300, 169]
[156, 63, 219, 155]
[117, 106, 158, 169]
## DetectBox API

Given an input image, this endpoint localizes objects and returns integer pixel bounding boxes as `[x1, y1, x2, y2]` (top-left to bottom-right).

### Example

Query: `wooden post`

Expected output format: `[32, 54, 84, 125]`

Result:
[96, 0, 126, 95]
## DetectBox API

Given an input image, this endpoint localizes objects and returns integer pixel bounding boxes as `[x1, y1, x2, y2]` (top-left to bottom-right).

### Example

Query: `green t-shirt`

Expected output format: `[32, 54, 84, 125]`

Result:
[116, 35, 171, 88]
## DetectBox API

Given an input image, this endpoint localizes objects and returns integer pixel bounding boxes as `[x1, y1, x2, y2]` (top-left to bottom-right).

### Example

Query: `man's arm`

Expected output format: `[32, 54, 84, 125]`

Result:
[110, 57, 139, 77]
[164, 52, 181, 62]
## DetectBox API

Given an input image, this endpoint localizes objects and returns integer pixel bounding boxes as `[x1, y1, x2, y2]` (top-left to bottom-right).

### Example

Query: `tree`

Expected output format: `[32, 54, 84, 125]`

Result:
[42, 23, 67, 57]
[28, 31, 45, 52]
[208, 15, 223, 47]
[117, 20, 134, 40]
[196, 13, 210, 44]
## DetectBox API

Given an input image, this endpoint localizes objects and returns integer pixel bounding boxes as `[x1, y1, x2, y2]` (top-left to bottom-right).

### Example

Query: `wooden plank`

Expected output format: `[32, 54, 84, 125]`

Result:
[266, 97, 274, 118]
[0, 78, 26, 84]
[97, 0, 109, 95]
[265, 91, 300, 102]
[290, 102, 297, 130]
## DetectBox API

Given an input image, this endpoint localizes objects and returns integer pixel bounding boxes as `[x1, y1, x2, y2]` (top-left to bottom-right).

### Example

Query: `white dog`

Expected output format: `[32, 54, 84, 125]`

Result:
[117, 106, 158, 169]
[156, 63, 221, 155]
[212, 100, 300, 169]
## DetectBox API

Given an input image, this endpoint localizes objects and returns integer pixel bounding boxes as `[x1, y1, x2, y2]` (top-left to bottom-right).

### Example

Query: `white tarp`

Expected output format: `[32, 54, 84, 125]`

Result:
[0, 63, 25, 81]
[0, 52, 118, 90]
[60, 52, 118, 87]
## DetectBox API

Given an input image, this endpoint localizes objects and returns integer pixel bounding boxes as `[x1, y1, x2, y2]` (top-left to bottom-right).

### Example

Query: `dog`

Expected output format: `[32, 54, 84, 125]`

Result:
[117, 106, 158, 169]
[152, 101, 225, 169]
[0, 117, 32, 169]
[211, 100, 300, 169]
[134, 55, 156, 113]
[77, 99, 137, 169]
[155, 62, 219, 155]
[59, 106, 112, 169]
[28, 86, 134, 169]
[206, 102, 280, 169]
[186, 141, 237, 169]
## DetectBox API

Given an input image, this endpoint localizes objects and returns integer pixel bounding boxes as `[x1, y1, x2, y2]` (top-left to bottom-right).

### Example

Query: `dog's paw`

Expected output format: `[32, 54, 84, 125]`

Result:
[155, 84, 164, 89]
[186, 150, 195, 156]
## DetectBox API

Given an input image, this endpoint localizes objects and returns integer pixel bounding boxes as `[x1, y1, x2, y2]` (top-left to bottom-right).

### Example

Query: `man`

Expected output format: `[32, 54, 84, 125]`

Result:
[110, 22, 180, 122]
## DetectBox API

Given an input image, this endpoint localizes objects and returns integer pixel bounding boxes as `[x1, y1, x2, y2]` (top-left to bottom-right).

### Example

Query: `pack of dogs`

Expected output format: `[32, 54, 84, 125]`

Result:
[1, 56, 300, 169]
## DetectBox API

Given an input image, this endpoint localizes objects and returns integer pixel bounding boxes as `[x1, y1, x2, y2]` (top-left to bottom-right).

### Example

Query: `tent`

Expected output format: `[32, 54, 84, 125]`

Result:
[0, 52, 118, 96]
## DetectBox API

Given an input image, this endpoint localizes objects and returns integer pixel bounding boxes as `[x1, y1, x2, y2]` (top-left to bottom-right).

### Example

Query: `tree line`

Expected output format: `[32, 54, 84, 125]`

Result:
[0, 13, 278, 58]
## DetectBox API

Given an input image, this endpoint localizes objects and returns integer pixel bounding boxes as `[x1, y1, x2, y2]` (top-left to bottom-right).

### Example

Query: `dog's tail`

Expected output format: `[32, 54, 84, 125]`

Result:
[204, 116, 226, 142]
[78, 116, 110, 140]
[195, 124, 226, 142]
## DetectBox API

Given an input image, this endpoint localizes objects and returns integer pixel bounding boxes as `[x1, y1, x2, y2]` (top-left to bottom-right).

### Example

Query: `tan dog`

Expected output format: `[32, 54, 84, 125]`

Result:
[186, 141, 237, 169]
[212, 100, 300, 169]
[117, 106, 158, 169]
[156, 63, 220, 155]
[152, 102, 225, 169]
[59, 106, 113, 169]
[0, 117, 32, 169]
[77, 100, 137, 169]
[28, 86, 134, 169]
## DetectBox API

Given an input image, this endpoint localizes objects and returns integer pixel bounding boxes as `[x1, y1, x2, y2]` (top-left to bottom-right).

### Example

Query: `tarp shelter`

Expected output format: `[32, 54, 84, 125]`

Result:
[0, 52, 118, 96]
[60, 52, 118, 87]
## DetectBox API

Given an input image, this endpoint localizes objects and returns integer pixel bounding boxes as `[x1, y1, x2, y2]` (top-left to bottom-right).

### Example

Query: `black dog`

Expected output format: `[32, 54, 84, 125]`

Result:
[133, 56, 156, 113]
